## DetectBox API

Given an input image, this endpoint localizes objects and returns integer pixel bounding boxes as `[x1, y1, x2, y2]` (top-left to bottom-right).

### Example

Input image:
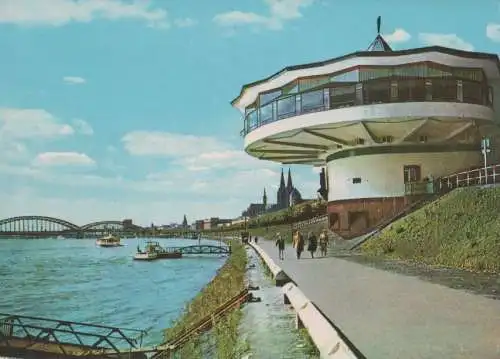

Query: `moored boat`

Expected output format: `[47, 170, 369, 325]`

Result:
[134, 240, 182, 260]
[96, 234, 122, 247]
[133, 250, 158, 261]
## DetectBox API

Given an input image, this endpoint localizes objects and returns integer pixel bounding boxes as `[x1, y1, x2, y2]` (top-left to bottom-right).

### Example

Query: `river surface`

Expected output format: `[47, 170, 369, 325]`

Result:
[0, 237, 227, 347]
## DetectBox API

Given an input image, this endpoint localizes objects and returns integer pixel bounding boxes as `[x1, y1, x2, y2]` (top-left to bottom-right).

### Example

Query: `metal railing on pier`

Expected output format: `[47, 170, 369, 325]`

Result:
[0, 313, 147, 358]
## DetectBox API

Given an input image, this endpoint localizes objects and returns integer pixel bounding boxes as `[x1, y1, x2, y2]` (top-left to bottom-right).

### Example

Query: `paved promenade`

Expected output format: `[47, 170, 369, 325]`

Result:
[256, 239, 500, 359]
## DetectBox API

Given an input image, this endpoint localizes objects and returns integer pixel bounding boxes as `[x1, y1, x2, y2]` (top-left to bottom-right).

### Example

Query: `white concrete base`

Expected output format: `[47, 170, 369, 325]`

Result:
[248, 242, 291, 286]
[283, 283, 360, 359]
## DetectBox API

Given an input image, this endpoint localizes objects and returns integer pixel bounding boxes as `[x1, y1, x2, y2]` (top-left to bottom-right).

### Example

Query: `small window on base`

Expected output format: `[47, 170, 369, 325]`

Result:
[352, 177, 362, 184]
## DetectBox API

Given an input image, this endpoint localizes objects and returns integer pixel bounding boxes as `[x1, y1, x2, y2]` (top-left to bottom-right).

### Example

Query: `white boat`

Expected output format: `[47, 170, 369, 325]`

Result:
[133, 250, 159, 261]
[96, 234, 122, 247]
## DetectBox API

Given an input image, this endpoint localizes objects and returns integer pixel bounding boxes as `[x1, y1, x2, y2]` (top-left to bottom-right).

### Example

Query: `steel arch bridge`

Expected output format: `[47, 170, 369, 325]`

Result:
[0, 216, 80, 235]
[0, 216, 145, 238]
[81, 221, 143, 232]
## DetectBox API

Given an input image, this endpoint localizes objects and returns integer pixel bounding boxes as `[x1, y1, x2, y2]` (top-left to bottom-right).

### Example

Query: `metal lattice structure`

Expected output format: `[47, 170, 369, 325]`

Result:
[0, 216, 80, 234]
[0, 313, 147, 359]
[81, 221, 143, 232]
[0, 216, 145, 237]
[175, 245, 231, 255]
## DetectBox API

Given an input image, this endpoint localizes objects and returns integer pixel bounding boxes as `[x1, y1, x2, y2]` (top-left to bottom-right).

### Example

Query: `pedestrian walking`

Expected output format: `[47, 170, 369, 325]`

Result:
[255, 236, 258, 244]
[307, 231, 318, 259]
[292, 230, 305, 259]
[319, 229, 329, 257]
[275, 232, 285, 260]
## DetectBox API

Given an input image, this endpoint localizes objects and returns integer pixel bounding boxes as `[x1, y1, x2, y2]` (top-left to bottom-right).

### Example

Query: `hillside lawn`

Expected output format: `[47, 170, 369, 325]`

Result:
[361, 187, 500, 273]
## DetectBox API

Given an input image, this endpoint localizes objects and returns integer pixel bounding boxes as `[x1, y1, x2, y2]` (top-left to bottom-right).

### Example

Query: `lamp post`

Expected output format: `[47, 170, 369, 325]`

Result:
[481, 137, 491, 185]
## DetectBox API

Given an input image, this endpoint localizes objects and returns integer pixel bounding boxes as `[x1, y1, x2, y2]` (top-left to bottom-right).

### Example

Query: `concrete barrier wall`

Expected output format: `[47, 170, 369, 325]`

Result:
[283, 283, 359, 359]
[248, 242, 291, 286]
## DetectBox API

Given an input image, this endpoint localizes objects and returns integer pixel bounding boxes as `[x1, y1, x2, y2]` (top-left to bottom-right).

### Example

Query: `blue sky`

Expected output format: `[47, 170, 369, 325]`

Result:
[1, 0, 500, 226]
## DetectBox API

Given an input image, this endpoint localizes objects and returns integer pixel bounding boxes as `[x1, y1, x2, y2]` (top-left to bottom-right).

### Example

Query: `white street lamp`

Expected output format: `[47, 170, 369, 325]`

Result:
[481, 137, 491, 184]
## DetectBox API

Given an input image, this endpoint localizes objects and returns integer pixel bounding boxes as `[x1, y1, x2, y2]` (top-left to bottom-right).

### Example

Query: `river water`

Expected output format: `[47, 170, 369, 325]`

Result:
[0, 237, 227, 347]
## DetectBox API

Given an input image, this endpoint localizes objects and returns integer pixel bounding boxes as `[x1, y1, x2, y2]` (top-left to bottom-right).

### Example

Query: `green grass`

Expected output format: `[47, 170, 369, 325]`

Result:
[249, 223, 293, 242]
[361, 187, 500, 273]
[164, 242, 248, 358]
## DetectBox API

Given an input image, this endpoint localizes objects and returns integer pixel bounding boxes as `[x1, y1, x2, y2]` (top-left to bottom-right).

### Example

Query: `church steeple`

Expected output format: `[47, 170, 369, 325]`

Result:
[263, 188, 267, 208]
[279, 168, 285, 189]
[286, 168, 293, 191]
[182, 214, 188, 229]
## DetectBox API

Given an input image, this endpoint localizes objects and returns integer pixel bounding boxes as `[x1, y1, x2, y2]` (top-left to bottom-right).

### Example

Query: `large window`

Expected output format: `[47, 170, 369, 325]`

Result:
[259, 90, 281, 106]
[259, 103, 274, 124]
[462, 81, 484, 105]
[330, 85, 356, 109]
[397, 79, 426, 102]
[301, 90, 324, 112]
[432, 79, 458, 102]
[299, 76, 329, 92]
[330, 69, 359, 82]
[363, 80, 390, 104]
[247, 110, 258, 130]
[277, 96, 296, 119]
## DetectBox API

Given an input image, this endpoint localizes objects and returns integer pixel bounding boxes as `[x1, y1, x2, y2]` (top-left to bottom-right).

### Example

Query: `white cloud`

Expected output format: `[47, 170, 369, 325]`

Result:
[121, 131, 227, 157]
[214, 11, 272, 28]
[33, 152, 96, 167]
[213, 0, 314, 31]
[0, 0, 168, 28]
[174, 17, 197, 28]
[72, 119, 94, 135]
[0, 107, 74, 139]
[0, 128, 319, 224]
[418, 33, 474, 51]
[122, 131, 276, 172]
[383, 28, 411, 44]
[63, 76, 86, 85]
[486, 23, 500, 42]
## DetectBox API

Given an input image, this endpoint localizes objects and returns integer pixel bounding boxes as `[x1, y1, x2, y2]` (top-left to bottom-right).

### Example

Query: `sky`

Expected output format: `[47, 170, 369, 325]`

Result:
[1, 0, 500, 227]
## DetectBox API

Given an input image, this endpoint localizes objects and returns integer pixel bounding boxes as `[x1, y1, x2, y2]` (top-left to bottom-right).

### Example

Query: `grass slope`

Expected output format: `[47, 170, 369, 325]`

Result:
[362, 187, 500, 273]
[164, 242, 248, 358]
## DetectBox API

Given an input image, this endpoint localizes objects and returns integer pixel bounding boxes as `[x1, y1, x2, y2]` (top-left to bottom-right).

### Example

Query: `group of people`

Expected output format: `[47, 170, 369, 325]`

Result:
[274, 229, 329, 260]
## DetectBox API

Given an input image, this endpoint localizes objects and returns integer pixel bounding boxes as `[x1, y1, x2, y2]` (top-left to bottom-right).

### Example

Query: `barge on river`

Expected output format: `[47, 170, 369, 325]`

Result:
[134, 240, 182, 261]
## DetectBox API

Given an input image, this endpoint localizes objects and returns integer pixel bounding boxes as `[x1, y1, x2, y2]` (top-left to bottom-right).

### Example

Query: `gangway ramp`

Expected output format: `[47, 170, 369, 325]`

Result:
[0, 313, 147, 358]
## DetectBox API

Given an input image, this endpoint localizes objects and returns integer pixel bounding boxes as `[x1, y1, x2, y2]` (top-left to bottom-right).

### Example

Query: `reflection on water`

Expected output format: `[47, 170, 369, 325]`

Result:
[239, 248, 319, 359]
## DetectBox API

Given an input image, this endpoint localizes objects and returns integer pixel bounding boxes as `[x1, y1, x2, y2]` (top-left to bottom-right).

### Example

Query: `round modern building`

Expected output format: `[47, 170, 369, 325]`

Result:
[231, 30, 500, 238]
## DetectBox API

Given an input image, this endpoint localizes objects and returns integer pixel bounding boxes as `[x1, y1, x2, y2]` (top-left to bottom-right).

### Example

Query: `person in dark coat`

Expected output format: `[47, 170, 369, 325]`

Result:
[307, 231, 318, 259]
[275, 232, 285, 260]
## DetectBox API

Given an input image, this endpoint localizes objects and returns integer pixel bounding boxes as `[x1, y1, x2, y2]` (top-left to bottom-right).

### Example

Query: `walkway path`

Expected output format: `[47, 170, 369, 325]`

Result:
[257, 239, 500, 359]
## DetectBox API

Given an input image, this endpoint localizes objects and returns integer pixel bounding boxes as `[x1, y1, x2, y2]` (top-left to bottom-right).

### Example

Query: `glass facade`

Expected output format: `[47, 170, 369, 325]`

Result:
[241, 63, 491, 136]
[277, 96, 296, 119]
[301, 90, 324, 112]
[243, 77, 492, 136]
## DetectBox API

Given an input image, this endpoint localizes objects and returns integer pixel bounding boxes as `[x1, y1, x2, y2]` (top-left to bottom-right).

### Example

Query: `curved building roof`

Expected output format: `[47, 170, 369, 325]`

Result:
[231, 45, 500, 111]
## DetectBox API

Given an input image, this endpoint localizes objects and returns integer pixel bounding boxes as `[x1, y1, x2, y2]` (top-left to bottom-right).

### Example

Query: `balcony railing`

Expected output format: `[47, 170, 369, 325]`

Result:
[437, 164, 500, 191]
[405, 164, 500, 197]
[241, 78, 493, 136]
